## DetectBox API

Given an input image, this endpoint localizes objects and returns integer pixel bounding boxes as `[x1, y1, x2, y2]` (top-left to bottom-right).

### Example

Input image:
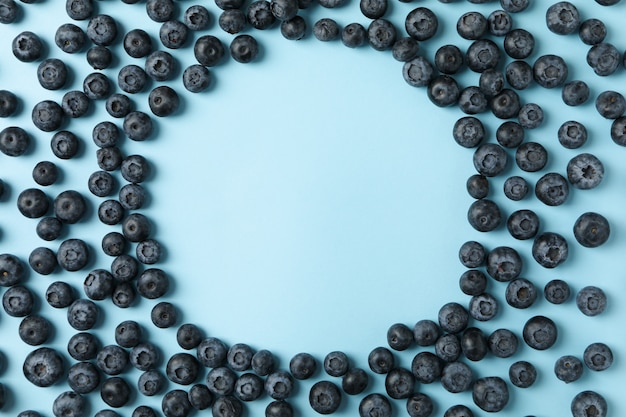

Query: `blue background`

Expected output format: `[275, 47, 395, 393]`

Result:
[0, 0, 625, 416]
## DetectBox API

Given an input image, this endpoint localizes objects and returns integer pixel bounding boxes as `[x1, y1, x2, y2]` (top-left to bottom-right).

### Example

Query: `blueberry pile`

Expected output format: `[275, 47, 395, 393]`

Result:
[0, 0, 622, 416]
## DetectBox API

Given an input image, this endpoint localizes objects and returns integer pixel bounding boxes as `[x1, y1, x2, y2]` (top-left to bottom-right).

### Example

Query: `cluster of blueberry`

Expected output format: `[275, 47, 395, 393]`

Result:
[0, 0, 622, 416]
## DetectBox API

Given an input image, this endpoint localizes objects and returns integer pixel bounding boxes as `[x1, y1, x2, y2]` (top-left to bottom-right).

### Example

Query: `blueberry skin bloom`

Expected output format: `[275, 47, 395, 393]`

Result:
[23, 347, 65, 387]
[437, 302, 468, 334]
[309, 381, 342, 414]
[571, 391, 607, 417]
[472, 376, 509, 412]
[554, 355, 583, 383]
[567, 153, 604, 190]
[473, 143, 507, 177]
[53, 391, 87, 417]
[487, 246, 522, 282]
[546, 1, 580, 35]
[535, 173, 569, 206]
[576, 286, 607, 316]
[533, 54, 568, 88]
[583, 342, 613, 371]
[32, 100, 64, 132]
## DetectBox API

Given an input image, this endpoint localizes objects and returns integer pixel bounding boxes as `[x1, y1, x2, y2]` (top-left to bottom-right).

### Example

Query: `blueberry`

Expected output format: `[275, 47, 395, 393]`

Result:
[290, 352, 317, 379]
[166, 353, 200, 385]
[368, 346, 394, 374]
[138, 370, 165, 396]
[146, 0, 176, 22]
[505, 60, 532, 90]
[0, 0, 19, 24]
[487, 328, 518, 358]
[595, 90, 626, 119]
[137, 268, 169, 299]
[386, 323, 413, 351]
[583, 342, 613, 371]
[101, 377, 131, 408]
[106, 94, 132, 118]
[265, 370, 294, 400]
[37, 59, 68, 91]
[500, 0, 529, 12]
[68, 361, 100, 393]
[184, 5, 211, 30]
[472, 376, 509, 412]
[83, 72, 111, 100]
[124, 29, 152, 58]
[92, 121, 119, 148]
[266, 401, 294, 417]
[101, 231, 126, 257]
[488, 9, 512, 36]
[341, 23, 367, 48]
[28, 247, 57, 275]
[247, 0, 275, 30]
[555, 355, 583, 383]
[0, 90, 17, 117]
[66, 0, 93, 20]
[443, 405, 474, 417]
[490, 88, 520, 119]
[115, 320, 142, 348]
[97, 344, 129, 376]
[135, 238, 161, 264]
[403, 59, 438, 94]
[197, 338, 228, 367]
[227, 343, 255, 371]
[496, 121, 524, 148]
[479, 68, 505, 97]
[12, 31, 43, 62]
[84, 268, 115, 300]
[212, 396, 243, 417]
[367, 19, 396, 51]
[544, 279, 570, 304]
[194, 35, 225, 66]
[503, 28, 534, 59]
[145, 50, 176, 81]
[206, 366, 237, 395]
[112, 281, 136, 308]
[189, 384, 214, 409]
[391, 37, 419, 62]
[435, 333, 461, 362]
[518, 103, 543, 129]
[55, 23, 87, 53]
[571, 391, 607, 417]
[507, 209, 539, 240]
[546, 1, 579, 35]
[487, 245, 522, 282]
[427, 75, 460, 107]
[19, 315, 51, 345]
[133, 406, 157, 417]
[270, 0, 298, 21]
[405, 7, 438, 41]
[340, 367, 368, 395]
[123, 111, 153, 141]
[503, 176, 528, 201]
[2, 287, 33, 318]
[410, 351, 442, 384]
[586, 43, 619, 76]
[453, 117, 484, 149]
[562, 80, 590, 106]
[32, 100, 64, 132]
[313, 18, 340, 42]
[573, 212, 610, 248]
[459, 270, 487, 296]
[467, 199, 501, 233]
[67, 331, 99, 361]
[466, 39, 500, 73]
[67, 298, 99, 330]
[309, 380, 342, 413]
[458, 86, 488, 114]
[412, 320, 440, 347]
[23, 347, 64, 387]
[148, 85, 180, 117]
[458, 241, 486, 268]
[473, 143, 508, 177]
[535, 173, 569, 206]
[457, 11, 487, 40]
[176, 323, 203, 351]
[440, 361, 473, 393]
[53, 391, 86, 417]
[558, 120, 587, 148]
[54, 190, 86, 224]
[129, 342, 160, 370]
[466, 174, 489, 199]
[611, 116, 626, 145]
[469, 292, 499, 322]
[384, 368, 415, 399]
[18, 411, 42, 417]
[460, 327, 488, 362]
[234, 373, 264, 401]
[515, 142, 547, 172]
[46, 281, 75, 308]
[405, 393, 433, 417]
[523, 315, 558, 350]
[0, 126, 27, 155]
[87, 14, 118, 46]
[322, 351, 348, 377]
[50, 130, 80, 159]
[438, 302, 469, 334]
[533, 54, 568, 88]
[508, 360, 536, 388]
[0, 253, 25, 287]
[86, 45, 113, 70]
[98, 200, 125, 225]
[359, 394, 391, 417]
[505, 277, 537, 308]
[230, 34, 259, 63]
[360, 0, 386, 19]
[219, 9, 247, 34]
[121, 154, 151, 183]
[151, 301, 178, 328]
[576, 286, 607, 316]
[37, 217, 63, 243]
[251, 349, 275, 376]
[532, 232, 568, 268]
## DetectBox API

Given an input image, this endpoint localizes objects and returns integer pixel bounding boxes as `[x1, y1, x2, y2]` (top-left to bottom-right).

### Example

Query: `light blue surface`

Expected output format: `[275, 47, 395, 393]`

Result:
[0, 0, 625, 416]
